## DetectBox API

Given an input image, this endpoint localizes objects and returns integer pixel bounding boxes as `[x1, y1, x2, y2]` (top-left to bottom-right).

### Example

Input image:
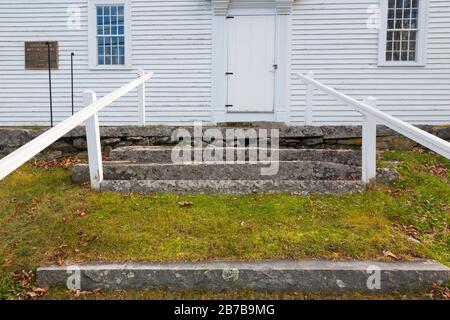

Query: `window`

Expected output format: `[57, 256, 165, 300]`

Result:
[96, 5, 125, 65]
[88, 0, 131, 69]
[379, 0, 428, 66]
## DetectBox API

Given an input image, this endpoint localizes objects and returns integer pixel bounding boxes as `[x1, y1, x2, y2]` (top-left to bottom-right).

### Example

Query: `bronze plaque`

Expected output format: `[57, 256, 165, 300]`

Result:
[25, 41, 59, 70]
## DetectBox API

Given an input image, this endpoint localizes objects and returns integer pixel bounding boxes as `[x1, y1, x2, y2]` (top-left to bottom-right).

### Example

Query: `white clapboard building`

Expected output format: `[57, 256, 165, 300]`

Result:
[0, 0, 449, 126]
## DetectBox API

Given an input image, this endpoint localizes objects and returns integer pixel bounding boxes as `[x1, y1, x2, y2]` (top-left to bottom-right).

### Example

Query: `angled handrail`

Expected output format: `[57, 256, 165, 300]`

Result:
[0, 70, 153, 184]
[295, 72, 450, 182]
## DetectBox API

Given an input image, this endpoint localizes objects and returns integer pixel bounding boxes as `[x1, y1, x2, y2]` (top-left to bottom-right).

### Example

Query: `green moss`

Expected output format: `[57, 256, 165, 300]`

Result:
[0, 150, 448, 299]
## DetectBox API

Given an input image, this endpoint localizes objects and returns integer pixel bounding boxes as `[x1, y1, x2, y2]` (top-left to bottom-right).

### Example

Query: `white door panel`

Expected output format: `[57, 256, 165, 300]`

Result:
[226, 15, 276, 112]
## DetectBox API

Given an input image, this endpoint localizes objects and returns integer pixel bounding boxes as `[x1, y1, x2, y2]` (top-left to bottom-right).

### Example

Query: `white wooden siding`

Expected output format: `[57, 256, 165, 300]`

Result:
[290, 0, 450, 125]
[0, 0, 212, 126]
[1, 0, 450, 126]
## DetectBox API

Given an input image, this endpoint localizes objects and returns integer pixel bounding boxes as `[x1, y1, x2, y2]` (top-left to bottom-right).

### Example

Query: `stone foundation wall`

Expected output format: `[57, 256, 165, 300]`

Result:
[0, 124, 449, 160]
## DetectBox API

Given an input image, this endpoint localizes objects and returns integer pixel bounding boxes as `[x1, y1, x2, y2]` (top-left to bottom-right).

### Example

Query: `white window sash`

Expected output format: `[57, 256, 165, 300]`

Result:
[88, 0, 132, 70]
[378, 0, 428, 67]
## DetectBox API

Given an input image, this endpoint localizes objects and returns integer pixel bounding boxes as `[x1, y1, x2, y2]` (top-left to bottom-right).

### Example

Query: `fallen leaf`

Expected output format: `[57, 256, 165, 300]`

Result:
[178, 201, 193, 207]
[2, 259, 13, 268]
[57, 257, 65, 266]
[383, 250, 399, 260]
[74, 209, 87, 217]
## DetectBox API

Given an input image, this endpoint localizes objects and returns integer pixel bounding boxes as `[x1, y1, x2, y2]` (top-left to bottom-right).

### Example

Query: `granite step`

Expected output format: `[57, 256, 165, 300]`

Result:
[72, 161, 364, 182]
[109, 146, 362, 166]
[100, 179, 365, 195]
[36, 260, 450, 292]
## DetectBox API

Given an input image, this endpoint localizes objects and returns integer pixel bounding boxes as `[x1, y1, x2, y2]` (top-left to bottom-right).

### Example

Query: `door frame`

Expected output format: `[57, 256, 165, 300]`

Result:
[211, 1, 293, 124]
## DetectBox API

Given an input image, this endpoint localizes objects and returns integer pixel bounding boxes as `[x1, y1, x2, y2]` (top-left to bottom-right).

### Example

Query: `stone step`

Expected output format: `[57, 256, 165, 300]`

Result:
[36, 260, 450, 292]
[72, 161, 363, 182]
[100, 179, 365, 194]
[109, 146, 362, 166]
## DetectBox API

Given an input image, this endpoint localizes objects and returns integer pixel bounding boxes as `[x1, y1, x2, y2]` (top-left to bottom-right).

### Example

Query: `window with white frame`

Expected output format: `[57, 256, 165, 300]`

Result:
[379, 0, 428, 66]
[96, 5, 125, 65]
[88, 0, 131, 69]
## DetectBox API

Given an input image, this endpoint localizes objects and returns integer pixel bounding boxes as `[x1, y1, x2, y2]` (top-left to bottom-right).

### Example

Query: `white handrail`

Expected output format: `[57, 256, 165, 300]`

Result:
[295, 72, 450, 182]
[0, 71, 153, 183]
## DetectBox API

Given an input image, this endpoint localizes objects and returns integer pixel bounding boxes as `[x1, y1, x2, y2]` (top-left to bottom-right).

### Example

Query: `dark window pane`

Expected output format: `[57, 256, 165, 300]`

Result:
[402, 41, 408, 50]
[388, 19, 395, 29]
[388, 9, 395, 18]
[386, 52, 393, 61]
[387, 31, 393, 41]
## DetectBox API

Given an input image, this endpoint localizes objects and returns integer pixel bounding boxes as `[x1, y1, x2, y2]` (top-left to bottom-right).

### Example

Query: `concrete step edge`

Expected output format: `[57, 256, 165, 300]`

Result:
[36, 260, 450, 293]
[100, 179, 365, 194]
[109, 147, 363, 166]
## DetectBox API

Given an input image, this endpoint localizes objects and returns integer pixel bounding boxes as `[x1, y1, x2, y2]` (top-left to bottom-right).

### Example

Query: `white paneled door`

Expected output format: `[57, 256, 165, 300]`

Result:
[226, 15, 276, 113]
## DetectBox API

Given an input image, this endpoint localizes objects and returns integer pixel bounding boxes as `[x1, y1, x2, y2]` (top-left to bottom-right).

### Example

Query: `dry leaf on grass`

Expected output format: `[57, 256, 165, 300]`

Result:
[32, 157, 84, 169]
[2, 259, 13, 268]
[178, 201, 193, 207]
[383, 250, 399, 260]
[72, 288, 102, 299]
[74, 209, 87, 217]
[26, 287, 48, 299]
[424, 163, 448, 178]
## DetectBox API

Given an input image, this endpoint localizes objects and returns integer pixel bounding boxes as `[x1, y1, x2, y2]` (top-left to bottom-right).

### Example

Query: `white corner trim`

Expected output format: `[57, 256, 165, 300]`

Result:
[378, 0, 428, 67]
[88, 0, 132, 70]
[211, 0, 230, 15]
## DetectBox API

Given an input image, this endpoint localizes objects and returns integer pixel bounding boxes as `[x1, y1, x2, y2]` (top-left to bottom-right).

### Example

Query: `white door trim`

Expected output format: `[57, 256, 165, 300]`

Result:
[210, 1, 293, 124]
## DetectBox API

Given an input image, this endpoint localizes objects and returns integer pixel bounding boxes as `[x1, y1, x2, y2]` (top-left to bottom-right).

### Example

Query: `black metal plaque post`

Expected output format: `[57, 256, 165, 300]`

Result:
[71, 52, 75, 115]
[46, 42, 53, 127]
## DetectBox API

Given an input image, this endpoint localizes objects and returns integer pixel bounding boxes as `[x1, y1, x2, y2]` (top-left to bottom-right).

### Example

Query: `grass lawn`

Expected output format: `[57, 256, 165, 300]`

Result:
[0, 150, 448, 300]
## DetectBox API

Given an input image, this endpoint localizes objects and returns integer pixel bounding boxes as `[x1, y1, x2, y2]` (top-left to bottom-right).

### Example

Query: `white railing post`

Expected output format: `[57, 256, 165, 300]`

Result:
[305, 71, 315, 125]
[137, 69, 146, 126]
[84, 90, 103, 189]
[362, 96, 377, 184]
